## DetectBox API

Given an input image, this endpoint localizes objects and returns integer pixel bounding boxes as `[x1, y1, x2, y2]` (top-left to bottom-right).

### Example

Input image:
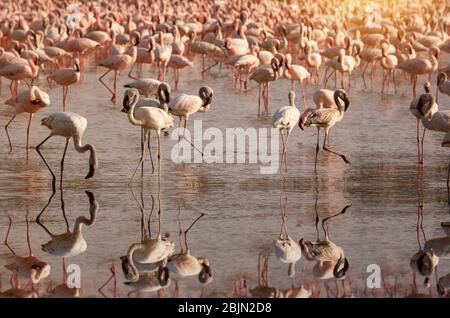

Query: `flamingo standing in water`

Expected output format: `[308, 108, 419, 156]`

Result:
[36, 112, 98, 191]
[121, 88, 174, 183]
[154, 31, 172, 82]
[4, 86, 50, 154]
[397, 47, 439, 97]
[283, 53, 310, 107]
[303, 89, 350, 170]
[47, 58, 80, 111]
[168, 54, 194, 90]
[272, 91, 300, 173]
[97, 39, 137, 102]
[250, 57, 281, 116]
[409, 82, 436, 164]
[299, 89, 337, 130]
[168, 86, 214, 155]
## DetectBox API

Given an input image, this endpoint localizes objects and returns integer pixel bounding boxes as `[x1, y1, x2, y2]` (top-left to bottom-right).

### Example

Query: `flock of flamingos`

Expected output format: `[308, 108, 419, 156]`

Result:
[1, 0, 450, 298]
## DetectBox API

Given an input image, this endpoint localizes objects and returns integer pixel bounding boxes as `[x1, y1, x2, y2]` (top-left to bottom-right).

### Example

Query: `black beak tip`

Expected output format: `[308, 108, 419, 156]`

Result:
[85, 165, 95, 179]
[121, 108, 127, 113]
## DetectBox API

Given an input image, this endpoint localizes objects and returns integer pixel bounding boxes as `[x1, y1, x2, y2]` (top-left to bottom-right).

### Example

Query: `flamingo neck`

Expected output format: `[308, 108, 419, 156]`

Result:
[73, 135, 98, 170]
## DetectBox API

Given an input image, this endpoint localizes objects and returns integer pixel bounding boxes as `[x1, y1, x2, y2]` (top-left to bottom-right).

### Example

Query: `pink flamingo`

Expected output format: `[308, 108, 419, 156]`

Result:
[4, 86, 50, 154]
[47, 58, 80, 111]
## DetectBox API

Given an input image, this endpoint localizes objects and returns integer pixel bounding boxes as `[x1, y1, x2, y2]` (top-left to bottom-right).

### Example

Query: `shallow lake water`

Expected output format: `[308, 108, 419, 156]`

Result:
[1, 53, 450, 298]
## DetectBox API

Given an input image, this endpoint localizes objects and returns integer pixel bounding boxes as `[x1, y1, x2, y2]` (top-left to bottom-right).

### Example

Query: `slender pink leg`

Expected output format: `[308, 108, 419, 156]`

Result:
[420, 128, 426, 164]
[5, 114, 17, 153]
[99, 69, 115, 101]
[26, 113, 32, 156]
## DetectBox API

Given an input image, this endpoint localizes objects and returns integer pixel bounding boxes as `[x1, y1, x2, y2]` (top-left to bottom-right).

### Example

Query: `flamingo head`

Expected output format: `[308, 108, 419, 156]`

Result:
[121, 88, 139, 113]
[198, 257, 213, 284]
[437, 72, 447, 86]
[199, 86, 214, 108]
[416, 93, 435, 118]
[30, 261, 51, 284]
[30, 87, 50, 108]
[157, 264, 171, 288]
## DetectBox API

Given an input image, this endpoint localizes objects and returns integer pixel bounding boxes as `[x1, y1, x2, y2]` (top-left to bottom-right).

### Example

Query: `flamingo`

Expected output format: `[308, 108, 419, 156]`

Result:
[0, 56, 39, 96]
[299, 89, 337, 130]
[121, 193, 175, 282]
[4, 86, 50, 154]
[397, 47, 439, 97]
[47, 58, 80, 111]
[303, 89, 350, 170]
[4, 214, 51, 285]
[272, 91, 300, 173]
[437, 72, 450, 102]
[380, 42, 398, 95]
[36, 112, 98, 191]
[121, 88, 174, 183]
[300, 205, 351, 280]
[409, 82, 436, 164]
[38, 190, 98, 259]
[159, 213, 212, 286]
[283, 53, 310, 107]
[250, 57, 280, 116]
[168, 54, 194, 90]
[124, 78, 162, 98]
[154, 31, 172, 82]
[304, 43, 322, 85]
[129, 33, 155, 80]
[168, 86, 214, 155]
[97, 40, 137, 102]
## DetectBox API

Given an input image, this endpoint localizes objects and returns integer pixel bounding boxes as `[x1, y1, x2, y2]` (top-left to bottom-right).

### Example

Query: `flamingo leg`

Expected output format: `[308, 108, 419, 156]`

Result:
[257, 84, 261, 116]
[128, 62, 137, 80]
[5, 114, 17, 153]
[157, 131, 161, 177]
[129, 136, 147, 185]
[300, 80, 307, 108]
[361, 61, 369, 89]
[315, 128, 320, 171]
[25, 211, 32, 256]
[416, 119, 421, 164]
[322, 129, 350, 164]
[36, 135, 56, 192]
[112, 70, 118, 103]
[182, 118, 203, 156]
[25, 113, 33, 156]
[392, 70, 397, 94]
[147, 131, 155, 174]
[4, 216, 16, 256]
[98, 264, 117, 298]
[183, 213, 205, 251]
[420, 127, 426, 164]
[60, 138, 69, 187]
[201, 54, 206, 80]
[99, 69, 115, 101]
[279, 131, 285, 174]
[283, 130, 290, 173]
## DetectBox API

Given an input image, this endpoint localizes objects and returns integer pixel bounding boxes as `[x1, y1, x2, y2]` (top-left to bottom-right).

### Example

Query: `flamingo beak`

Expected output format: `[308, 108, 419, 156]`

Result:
[85, 164, 95, 179]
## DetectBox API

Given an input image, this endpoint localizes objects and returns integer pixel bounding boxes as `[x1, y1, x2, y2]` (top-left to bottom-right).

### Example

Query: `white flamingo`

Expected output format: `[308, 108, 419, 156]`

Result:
[168, 86, 214, 155]
[36, 112, 98, 191]
[121, 88, 174, 182]
[272, 91, 300, 173]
